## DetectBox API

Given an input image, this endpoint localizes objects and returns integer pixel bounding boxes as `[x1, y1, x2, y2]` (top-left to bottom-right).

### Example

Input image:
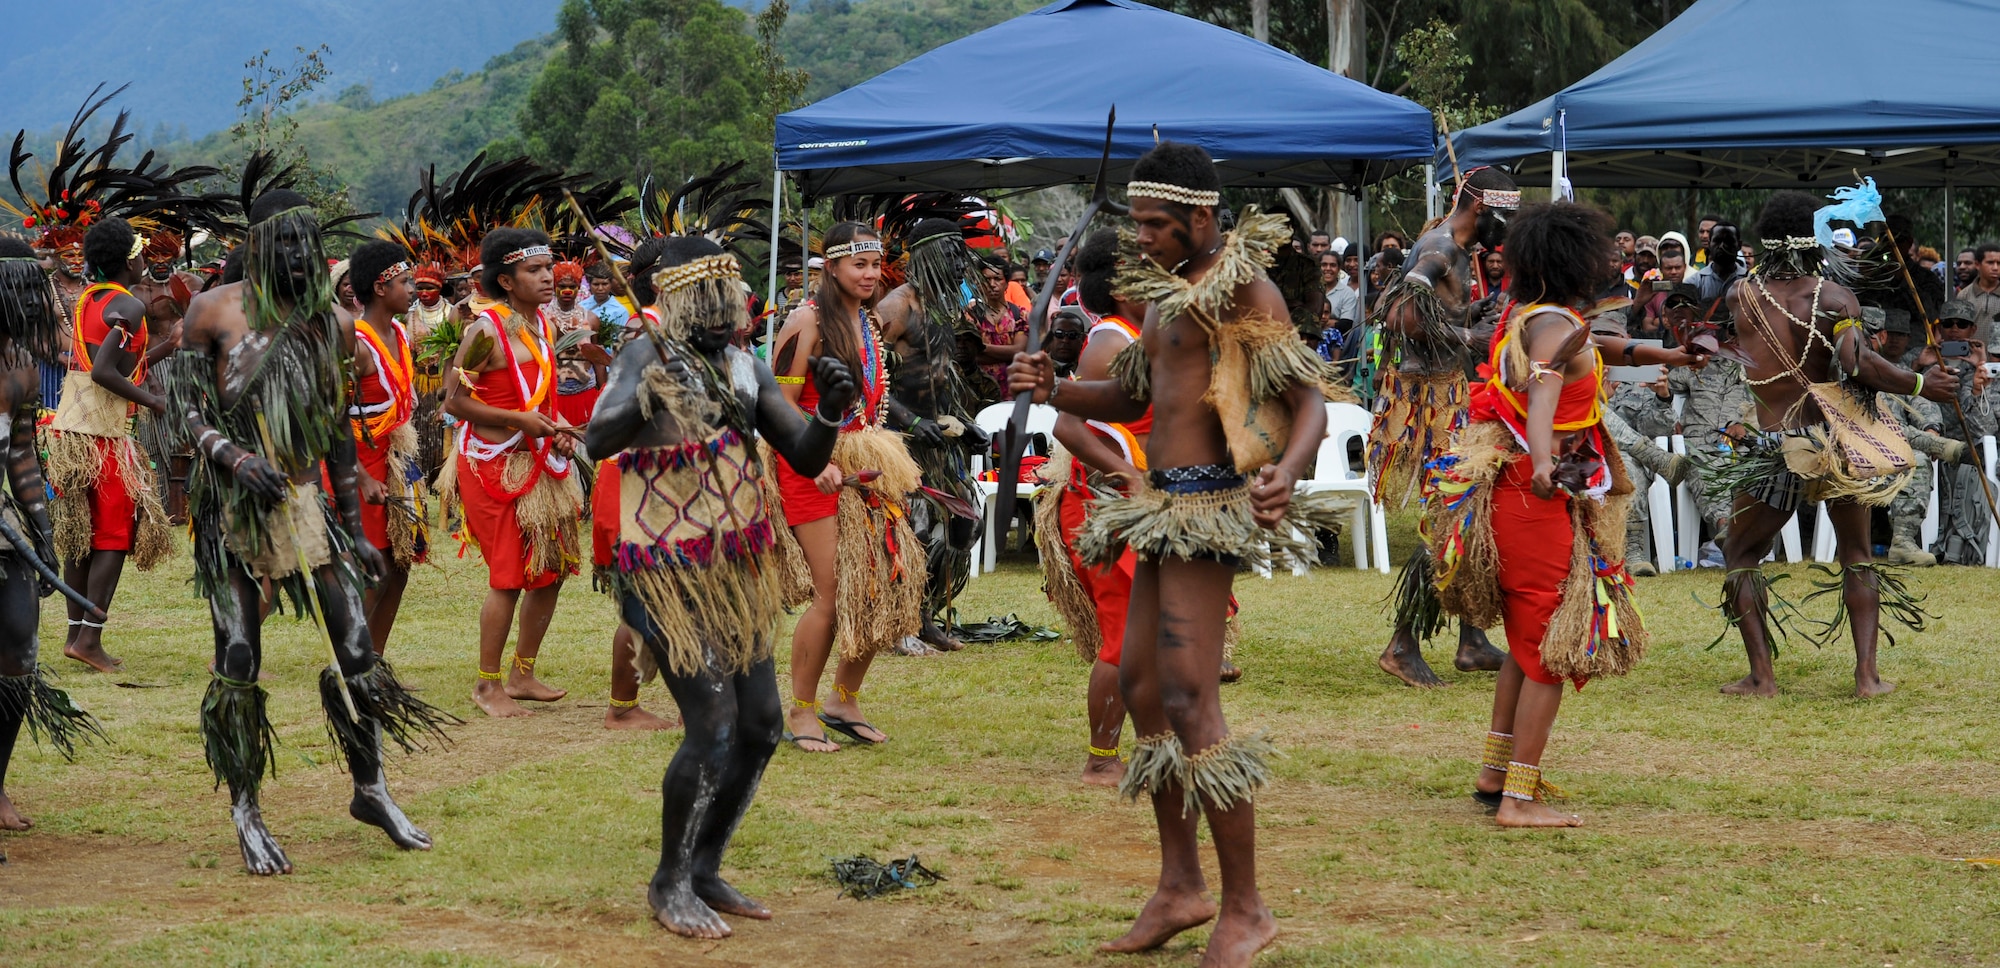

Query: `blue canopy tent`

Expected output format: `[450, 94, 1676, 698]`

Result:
[1446, 0, 2000, 193]
[775, 0, 1434, 199]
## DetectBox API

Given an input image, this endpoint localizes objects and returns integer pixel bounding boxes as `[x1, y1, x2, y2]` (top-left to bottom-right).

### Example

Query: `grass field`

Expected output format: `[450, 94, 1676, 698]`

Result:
[5, 518, 2000, 967]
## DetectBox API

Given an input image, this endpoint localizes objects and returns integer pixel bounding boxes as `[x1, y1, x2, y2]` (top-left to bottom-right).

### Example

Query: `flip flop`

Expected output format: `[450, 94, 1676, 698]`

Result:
[818, 713, 885, 745]
[1473, 789, 1502, 811]
[783, 730, 840, 753]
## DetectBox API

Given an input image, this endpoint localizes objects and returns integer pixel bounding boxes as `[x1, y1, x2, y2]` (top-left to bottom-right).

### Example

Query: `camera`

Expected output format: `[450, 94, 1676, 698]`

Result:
[1940, 339, 1971, 358]
[1650, 280, 1673, 292]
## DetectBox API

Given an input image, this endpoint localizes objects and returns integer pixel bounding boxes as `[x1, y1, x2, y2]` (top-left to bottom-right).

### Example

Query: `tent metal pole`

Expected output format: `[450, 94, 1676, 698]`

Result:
[1945, 178, 1955, 266]
[1356, 184, 1369, 316]
[1550, 150, 1565, 197]
[1425, 163, 1439, 221]
[767, 166, 784, 351]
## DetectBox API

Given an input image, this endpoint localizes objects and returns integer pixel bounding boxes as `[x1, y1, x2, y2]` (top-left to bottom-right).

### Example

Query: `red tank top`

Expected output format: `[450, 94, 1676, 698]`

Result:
[468, 308, 554, 418]
[71, 283, 148, 382]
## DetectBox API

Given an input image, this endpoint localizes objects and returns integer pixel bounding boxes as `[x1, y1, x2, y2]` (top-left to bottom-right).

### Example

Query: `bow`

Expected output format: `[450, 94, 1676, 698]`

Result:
[996, 106, 1121, 512]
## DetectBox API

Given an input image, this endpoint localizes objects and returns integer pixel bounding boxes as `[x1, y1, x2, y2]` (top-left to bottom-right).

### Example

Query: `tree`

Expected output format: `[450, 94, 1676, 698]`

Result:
[228, 45, 360, 241]
[521, 0, 766, 190]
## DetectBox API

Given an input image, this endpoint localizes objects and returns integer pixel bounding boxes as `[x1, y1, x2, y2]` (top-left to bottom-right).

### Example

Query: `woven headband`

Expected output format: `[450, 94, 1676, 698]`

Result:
[380, 260, 414, 280]
[502, 244, 552, 266]
[650, 254, 741, 296]
[824, 239, 884, 260]
[1760, 236, 1819, 251]
[1478, 188, 1521, 210]
[1128, 180, 1221, 207]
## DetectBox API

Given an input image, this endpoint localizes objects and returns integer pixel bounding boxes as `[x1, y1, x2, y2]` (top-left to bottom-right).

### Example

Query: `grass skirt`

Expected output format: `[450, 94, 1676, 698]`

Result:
[1421, 420, 1648, 680]
[1032, 451, 1102, 662]
[1368, 368, 1467, 509]
[1073, 483, 1351, 573]
[0, 668, 105, 760]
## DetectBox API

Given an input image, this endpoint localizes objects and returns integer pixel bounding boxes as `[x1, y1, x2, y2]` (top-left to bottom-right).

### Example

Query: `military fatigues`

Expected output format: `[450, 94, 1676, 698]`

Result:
[1606, 382, 1679, 573]
[1670, 359, 1753, 545]
[1931, 355, 1998, 565]
[1879, 393, 1950, 565]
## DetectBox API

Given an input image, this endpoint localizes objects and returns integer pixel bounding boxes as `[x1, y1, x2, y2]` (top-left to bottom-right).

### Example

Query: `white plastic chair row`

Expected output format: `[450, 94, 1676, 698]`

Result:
[1289, 401, 1387, 575]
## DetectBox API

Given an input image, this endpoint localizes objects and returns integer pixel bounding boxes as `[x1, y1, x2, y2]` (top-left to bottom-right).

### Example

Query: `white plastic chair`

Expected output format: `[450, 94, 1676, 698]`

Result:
[1293, 402, 1380, 574]
[1671, 435, 1701, 567]
[1984, 436, 1999, 567]
[1648, 437, 1676, 575]
[968, 402, 1059, 573]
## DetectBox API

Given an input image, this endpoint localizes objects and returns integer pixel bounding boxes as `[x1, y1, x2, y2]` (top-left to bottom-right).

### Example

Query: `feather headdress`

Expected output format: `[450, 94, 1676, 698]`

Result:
[3, 83, 225, 252]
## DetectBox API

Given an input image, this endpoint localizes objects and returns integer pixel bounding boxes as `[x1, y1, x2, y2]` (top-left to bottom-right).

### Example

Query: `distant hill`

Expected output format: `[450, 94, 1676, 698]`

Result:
[782, 0, 1044, 102]
[2, 0, 563, 135]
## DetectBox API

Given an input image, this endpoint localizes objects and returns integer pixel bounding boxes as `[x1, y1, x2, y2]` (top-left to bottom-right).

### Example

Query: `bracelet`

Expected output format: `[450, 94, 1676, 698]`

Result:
[814, 408, 843, 429]
[1913, 372, 1924, 396]
[230, 451, 254, 474]
[1048, 379, 1061, 405]
[1622, 342, 1638, 365]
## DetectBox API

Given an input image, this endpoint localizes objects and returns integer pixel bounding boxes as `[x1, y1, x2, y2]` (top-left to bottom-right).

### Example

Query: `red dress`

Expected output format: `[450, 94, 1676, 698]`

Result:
[70, 284, 147, 551]
[455, 309, 576, 590]
[1466, 305, 1608, 688]
[773, 303, 888, 527]
[1055, 314, 1154, 666]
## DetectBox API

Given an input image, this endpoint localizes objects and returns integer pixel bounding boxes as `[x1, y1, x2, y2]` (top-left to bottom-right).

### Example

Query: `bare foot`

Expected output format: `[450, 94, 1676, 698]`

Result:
[1495, 797, 1583, 828]
[605, 703, 679, 731]
[1218, 659, 1243, 683]
[893, 635, 942, 656]
[350, 774, 432, 850]
[1453, 626, 1506, 672]
[0, 791, 30, 830]
[1719, 675, 1778, 698]
[1200, 904, 1278, 968]
[1082, 753, 1127, 788]
[1378, 628, 1445, 688]
[63, 641, 122, 674]
[696, 875, 772, 920]
[1855, 675, 1896, 699]
[918, 621, 965, 653]
[232, 792, 293, 875]
[505, 667, 567, 702]
[784, 705, 839, 753]
[1101, 888, 1218, 953]
[650, 880, 731, 939]
[473, 679, 532, 718]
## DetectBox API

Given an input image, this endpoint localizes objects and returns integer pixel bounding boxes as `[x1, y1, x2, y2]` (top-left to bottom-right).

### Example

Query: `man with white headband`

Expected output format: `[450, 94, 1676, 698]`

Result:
[1369, 165, 1519, 688]
[1010, 141, 1348, 968]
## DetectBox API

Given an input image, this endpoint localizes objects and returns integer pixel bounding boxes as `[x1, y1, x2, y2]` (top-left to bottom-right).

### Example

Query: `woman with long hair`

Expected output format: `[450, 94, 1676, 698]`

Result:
[769, 221, 926, 753]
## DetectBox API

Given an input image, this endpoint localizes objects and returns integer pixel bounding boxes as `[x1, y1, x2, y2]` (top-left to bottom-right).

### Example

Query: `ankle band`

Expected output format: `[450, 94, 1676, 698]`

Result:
[793, 696, 819, 710]
[608, 696, 640, 709]
[1088, 744, 1121, 759]
[1482, 731, 1515, 772]
[833, 682, 860, 703]
[1502, 761, 1566, 802]
[512, 655, 536, 674]
[477, 669, 505, 681]
[1180, 730, 1279, 814]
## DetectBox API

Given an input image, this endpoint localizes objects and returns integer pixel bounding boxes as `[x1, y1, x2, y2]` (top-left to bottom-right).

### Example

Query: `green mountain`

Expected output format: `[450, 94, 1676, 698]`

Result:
[3, 0, 563, 135]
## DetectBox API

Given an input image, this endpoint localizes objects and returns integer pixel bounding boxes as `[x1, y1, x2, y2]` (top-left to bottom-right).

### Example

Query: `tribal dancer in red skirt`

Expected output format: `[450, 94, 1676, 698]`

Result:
[442, 228, 584, 718]
[1423, 202, 1699, 827]
[768, 220, 925, 753]
[339, 241, 430, 655]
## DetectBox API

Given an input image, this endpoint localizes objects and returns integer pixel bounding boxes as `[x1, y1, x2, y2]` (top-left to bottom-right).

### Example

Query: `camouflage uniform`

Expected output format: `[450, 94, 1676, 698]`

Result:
[1931, 353, 1998, 565]
[1606, 382, 1679, 574]
[1879, 392, 1950, 565]
[1669, 358, 1752, 544]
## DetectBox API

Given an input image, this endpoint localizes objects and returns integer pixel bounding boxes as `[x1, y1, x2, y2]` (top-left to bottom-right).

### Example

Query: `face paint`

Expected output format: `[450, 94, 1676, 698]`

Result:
[58, 246, 84, 278]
